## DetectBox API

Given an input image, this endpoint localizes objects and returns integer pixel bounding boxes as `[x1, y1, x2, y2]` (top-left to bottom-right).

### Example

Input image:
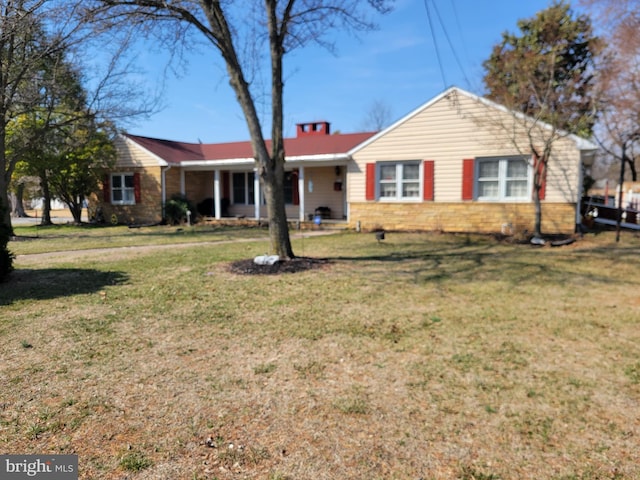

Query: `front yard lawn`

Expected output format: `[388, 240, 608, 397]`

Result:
[2, 229, 639, 479]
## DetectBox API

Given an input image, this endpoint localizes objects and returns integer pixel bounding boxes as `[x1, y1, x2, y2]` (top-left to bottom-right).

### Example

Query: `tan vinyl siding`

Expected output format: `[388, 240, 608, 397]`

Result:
[348, 90, 586, 233]
[544, 140, 581, 203]
[114, 136, 165, 168]
[351, 91, 581, 204]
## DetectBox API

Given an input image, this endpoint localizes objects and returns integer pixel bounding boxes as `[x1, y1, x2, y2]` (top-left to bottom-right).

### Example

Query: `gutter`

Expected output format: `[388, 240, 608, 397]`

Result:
[179, 153, 350, 169]
[161, 164, 172, 218]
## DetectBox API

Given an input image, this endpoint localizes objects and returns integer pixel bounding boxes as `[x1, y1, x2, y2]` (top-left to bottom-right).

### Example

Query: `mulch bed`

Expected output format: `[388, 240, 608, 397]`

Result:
[228, 256, 330, 275]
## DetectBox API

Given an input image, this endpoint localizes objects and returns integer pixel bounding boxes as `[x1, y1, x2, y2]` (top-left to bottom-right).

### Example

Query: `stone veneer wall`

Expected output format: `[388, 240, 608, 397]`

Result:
[349, 202, 576, 235]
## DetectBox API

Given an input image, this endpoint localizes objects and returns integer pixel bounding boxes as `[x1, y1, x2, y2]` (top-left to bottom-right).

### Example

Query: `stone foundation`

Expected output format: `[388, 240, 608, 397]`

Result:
[349, 202, 576, 235]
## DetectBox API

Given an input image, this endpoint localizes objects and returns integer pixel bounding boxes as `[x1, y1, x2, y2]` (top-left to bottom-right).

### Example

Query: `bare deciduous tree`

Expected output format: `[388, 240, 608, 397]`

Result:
[482, 2, 601, 237]
[361, 99, 393, 131]
[580, 0, 640, 182]
[86, 0, 393, 259]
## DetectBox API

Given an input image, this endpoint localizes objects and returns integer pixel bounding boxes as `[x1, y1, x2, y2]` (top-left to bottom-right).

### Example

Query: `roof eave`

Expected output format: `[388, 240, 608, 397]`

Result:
[180, 158, 255, 167]
[348, 86, 601, 154]
[121, 133, 170, 167]
[179, 152, 351, 168]
[286, 153, 350, 164]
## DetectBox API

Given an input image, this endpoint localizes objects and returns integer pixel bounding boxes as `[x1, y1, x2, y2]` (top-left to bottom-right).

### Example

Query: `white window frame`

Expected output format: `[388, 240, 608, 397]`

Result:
[376, 161, 422, 201]
[475, 156, 531, 202]
[111, 173, 135, 205]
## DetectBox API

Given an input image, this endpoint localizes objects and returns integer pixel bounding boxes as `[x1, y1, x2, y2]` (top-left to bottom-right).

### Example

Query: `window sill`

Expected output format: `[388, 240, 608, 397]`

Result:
[475, 198, 531, 203]
[377, 197, 423, 202]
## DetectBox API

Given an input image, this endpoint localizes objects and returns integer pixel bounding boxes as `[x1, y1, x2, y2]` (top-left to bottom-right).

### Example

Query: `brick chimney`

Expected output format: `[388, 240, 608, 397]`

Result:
[296, 121, 330, 137]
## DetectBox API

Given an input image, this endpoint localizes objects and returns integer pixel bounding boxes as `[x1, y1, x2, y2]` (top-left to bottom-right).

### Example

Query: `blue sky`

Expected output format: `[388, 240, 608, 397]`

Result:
[127, 0, 563, 143]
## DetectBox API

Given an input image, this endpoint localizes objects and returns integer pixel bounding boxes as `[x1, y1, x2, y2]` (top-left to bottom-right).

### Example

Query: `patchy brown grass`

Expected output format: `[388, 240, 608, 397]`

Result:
[2, 229, 640, 479]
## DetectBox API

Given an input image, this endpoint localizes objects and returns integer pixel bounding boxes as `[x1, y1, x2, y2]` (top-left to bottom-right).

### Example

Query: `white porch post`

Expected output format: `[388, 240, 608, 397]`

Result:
[298, 166, 305, 222]
[180, 169, 186, 196]
[214, 170, 221, 220]
[253, 170, 260, 220]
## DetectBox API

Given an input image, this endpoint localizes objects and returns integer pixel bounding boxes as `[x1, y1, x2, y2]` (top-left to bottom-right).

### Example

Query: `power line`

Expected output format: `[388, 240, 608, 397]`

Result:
[449, 0, 472, 75]
[422, 0, 472, 90]
[423, 0, 447, 88]
[429, 0, 471, 88]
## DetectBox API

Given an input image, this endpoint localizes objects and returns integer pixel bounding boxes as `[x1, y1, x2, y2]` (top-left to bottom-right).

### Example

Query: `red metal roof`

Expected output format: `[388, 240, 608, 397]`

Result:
[124, 130, 377, 165]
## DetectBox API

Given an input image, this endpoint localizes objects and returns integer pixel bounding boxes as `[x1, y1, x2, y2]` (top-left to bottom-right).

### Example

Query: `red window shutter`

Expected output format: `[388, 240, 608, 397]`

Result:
[462, 158, 475, 200]
[103, 175, 111, 203]
[133, 172, 141, 203]
[292, 170, 299, 205]
[423, 160, 434, 201]
[365, 163, 376, 201]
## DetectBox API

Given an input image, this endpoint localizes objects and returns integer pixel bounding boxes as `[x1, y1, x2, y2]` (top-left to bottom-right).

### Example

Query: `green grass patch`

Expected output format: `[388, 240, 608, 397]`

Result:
[118, 451, 153, 472]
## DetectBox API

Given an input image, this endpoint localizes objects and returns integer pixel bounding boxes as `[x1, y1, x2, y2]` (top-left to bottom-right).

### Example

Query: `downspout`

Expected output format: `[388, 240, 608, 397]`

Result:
[577, 150, 596, 233]
[162, 165, 172, 222]
[576, 160, 584, 233]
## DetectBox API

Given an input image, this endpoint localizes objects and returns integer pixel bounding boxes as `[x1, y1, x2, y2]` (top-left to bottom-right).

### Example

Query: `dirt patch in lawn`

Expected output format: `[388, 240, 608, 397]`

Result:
[228, 256, 330, 275]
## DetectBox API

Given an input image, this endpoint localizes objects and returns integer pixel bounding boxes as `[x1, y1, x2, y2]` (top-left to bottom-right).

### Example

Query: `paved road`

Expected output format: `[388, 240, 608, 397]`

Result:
[11, 209, 78, 226]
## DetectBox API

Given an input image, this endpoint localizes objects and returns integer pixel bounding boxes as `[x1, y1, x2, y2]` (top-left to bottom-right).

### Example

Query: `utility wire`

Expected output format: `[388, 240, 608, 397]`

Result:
[423, 0, 448, 88]
[429, 0, 472, 88]
[449, 0, 472, 75]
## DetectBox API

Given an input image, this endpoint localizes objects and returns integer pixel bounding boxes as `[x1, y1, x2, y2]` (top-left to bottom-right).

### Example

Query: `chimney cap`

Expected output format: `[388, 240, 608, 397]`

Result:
[296, 121, 331, 137]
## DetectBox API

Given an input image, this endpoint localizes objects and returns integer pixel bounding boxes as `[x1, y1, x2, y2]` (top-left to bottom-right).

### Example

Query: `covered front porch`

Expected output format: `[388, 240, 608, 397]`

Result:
[171, 162, 348, 224]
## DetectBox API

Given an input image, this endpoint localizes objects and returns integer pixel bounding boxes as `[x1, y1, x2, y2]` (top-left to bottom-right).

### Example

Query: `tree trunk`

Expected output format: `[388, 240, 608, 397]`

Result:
[266, 0, 293, 259]
[532, 153, 545, 238]
[626, 155, 637, 182]
[201, 1, 294, 259]
[12, 183, 28, 217]
[262, 166, 293, 257]
[39, 171, 52, 226]
[231, 73, 292, 257]
[533, 187, 542, 238]
[69, 195, 83, 224]
[0, 132, 14, 236]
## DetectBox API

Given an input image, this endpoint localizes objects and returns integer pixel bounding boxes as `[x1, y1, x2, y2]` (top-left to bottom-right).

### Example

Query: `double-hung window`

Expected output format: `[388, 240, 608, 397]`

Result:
[476, 156, 530, 201]
[111, 173, 135, 205]
[232, 172, 255, 205]
[378, 161, 421, 200]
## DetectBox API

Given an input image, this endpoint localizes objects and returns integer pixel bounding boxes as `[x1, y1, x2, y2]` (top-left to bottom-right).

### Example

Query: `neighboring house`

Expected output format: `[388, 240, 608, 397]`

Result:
[99, 86, 598, 234]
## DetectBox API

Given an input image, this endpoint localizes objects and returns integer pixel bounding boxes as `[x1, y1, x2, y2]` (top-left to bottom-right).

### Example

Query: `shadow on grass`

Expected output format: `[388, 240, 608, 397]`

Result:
[0, 268, 128, 305]
[334, 240, 640, 287]
[12, 223, 267, 240]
